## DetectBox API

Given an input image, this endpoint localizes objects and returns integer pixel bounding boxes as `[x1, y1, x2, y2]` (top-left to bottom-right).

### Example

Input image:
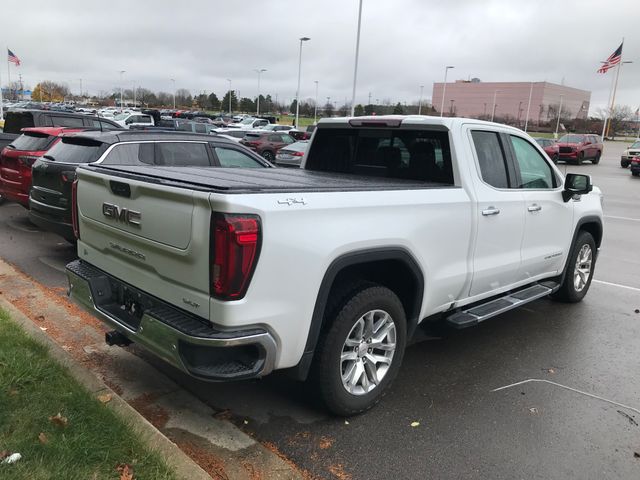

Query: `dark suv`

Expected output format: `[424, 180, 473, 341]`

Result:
[0, 109, 122, 150]
[240, 131, 295, 161]
[29, 131, 271, 241]
[556, 134, 603, 164]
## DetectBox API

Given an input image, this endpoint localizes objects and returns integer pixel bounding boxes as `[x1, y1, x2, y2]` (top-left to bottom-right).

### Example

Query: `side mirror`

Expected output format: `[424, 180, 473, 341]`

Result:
[125, 118, 133, 125]
[563, 173, 592, 202]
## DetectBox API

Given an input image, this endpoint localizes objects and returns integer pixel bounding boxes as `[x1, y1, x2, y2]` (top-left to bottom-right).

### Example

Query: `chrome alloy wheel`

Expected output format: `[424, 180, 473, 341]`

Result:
[573, 244, 593, 292]
[340, 309, 397, 395]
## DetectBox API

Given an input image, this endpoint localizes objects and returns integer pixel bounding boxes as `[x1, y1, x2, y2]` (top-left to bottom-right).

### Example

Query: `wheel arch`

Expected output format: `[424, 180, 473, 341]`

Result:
[558, 215, 602, 286]
[288, 247, 424, 381]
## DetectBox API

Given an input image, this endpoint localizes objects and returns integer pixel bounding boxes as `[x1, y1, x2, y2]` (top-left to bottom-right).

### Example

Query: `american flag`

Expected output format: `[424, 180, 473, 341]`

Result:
[597, 43, 622, 74]
[7, 49, 20, 66]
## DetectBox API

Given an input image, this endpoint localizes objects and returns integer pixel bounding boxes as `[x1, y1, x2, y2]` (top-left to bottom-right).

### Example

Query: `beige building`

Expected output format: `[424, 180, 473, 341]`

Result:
[432, 80, 591, 124]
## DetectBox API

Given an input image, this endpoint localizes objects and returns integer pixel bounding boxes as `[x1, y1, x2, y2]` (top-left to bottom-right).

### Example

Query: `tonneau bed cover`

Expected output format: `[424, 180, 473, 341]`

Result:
[80, 164, 450, 194]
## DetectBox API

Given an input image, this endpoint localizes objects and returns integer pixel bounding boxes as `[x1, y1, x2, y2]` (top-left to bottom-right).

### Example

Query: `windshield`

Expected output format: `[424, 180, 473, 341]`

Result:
[113, 113, 128, 121]
[44, 139, 104, 164]
[558, 134, 585, 143]
[630, 141, 640, 149]
[240, 118, 255, 125]
[10, 132, 54, 151]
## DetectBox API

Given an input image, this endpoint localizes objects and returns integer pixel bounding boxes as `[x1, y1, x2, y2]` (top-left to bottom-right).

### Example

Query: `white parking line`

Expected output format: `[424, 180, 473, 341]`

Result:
[592, 279, 640, 292]
[492, 378, 640, 415]
[604, 215, 640, 223]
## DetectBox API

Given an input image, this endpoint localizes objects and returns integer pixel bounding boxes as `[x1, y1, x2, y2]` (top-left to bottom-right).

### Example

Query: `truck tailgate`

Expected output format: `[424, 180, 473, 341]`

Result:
[76, 167, 212, 320]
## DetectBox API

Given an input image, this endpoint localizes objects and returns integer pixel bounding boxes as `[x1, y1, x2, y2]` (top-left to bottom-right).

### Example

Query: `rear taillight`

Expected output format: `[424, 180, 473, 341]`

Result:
[293, 151, 304, 157]
[71, 179, 80, 239]
[211, 213, 261, 300]
[631, 157, 640, 165]
[61, 170, 77, 183]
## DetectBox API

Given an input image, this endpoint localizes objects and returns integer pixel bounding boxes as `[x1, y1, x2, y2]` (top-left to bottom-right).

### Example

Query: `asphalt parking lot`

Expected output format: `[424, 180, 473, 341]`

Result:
[1, 140, 639, 479]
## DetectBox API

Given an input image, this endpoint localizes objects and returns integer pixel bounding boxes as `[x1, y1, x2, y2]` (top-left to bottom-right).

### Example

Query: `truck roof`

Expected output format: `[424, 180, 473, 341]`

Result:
[59, 130, 235, 145]
[317, 114, 523, 133]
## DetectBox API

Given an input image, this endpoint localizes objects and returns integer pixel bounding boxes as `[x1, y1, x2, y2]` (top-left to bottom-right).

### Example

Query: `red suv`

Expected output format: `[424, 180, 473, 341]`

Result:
[240, 132, 295, 161]
[556, 134, 603, 164]
[534, 138, 560, 163]
[0, 127, 85, 207]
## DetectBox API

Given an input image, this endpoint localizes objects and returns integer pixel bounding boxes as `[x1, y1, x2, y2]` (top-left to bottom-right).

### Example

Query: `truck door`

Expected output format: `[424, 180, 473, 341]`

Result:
[468, 130, 525, 297]
[505, 134, 573, 280]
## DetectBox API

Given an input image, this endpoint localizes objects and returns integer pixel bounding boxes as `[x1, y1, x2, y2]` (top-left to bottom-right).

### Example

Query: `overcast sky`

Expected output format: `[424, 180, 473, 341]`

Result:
[2, 0, 638, 114]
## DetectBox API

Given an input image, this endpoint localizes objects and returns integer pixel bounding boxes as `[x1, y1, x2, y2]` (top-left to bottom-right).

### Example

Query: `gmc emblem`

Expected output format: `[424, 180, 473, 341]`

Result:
[102, 202, 141, 226]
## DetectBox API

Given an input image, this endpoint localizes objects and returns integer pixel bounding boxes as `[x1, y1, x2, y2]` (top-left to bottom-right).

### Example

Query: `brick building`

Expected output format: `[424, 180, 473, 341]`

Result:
[432, 80, 591, 125]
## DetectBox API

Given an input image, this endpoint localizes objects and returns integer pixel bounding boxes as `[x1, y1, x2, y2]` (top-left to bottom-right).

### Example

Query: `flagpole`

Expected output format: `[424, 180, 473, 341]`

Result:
[605, 60, 623, 138]
[0, 64, 4, 119]
[600, 69, 615, 142]
[7, 48, 11, 102]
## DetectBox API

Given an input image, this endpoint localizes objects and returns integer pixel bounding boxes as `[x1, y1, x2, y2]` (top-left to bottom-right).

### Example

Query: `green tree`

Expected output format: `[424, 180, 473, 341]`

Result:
[364, 104, 375, 115]
[240, 97, 255, 113]
[393, 102, 404, 114]
[354, 104, 364, 116]
[196, 93, 209, 110]
[208, 92, 220, 111]
[289, 99, 298, 114]
[221, 90, 238, 113]
[324, 102, 334, 117]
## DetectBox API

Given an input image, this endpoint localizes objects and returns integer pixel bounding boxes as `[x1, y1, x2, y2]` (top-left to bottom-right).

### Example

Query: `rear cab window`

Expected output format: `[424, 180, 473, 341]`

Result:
[306, 127, 454, 184]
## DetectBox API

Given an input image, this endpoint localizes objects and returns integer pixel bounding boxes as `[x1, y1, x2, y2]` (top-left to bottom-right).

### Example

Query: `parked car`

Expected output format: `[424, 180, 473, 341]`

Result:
[29, 131, 270, 242]
[240, 131, 296, 161]
[620, 140, 640, 168]
[289, 129, 312, 141]
[261, 124, 295, 133]
[630, 156, 640, 176]
[534, 138, 559, 163]
[275, 140, 309, 167]
[226, 117, 271, 130]
[112, 112, 155, 129]
[0, 127, 86, 207]
[0, 109, 121, 151]
[556, 134, 602, 164]
[67, 115, 602, 416]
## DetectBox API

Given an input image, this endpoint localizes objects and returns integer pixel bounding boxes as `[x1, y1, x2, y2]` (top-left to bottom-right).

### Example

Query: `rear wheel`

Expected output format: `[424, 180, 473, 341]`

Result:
[312, 285, 407, 416]
[592, 151, 601, 164]
[261, 150, 275, 162]
[551, 231, 596, 303]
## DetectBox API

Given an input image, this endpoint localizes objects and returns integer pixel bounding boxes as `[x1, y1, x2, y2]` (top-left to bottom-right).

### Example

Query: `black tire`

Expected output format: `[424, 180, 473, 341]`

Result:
[0, 193, 5, 205]
[312, 284, 407, 416]
[261, 150, 275, 162]
[592, 151, 601, 164]
[577, 151, 585, 164]
[621, 160, 630, 168]
[551, 231, 596, 303]
[632, 171, 640, 177]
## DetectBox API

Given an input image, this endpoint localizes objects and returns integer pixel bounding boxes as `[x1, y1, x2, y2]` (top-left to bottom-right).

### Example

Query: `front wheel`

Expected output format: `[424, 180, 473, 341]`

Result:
[261, 150, 275, 162]
[621, 160, 630, 168]
[577, 151, 585, 164]
[0, 193, 5, 205]
[551, 231, 596, 303]
[312, 285, 407, 416]
[592, 151, 601, 164]
[552, 153, 559, 164]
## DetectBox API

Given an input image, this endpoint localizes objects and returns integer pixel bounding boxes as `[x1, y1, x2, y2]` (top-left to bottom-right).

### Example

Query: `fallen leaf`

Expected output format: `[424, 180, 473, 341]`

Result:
[529, 407, 539, 415]
[38, 432, 48, 444]
[116, 463, 134, 480]
[8, 388, 18, 396]
[49, 413, 68, 427]
[243, 419, 249, 425]
[61, 346, 71, 351]
[39, 327, 48, 331]
[410, 421, 420, 427]
[547, 368, 555, 374]
[98, 394, 112, 404]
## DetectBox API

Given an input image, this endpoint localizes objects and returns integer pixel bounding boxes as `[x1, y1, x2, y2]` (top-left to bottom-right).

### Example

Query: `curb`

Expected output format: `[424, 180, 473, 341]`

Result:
[0, 297, 213, 480]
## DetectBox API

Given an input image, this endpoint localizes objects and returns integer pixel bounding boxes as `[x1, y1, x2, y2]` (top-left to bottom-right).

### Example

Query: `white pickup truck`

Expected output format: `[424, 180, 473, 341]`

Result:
[66, 116, 603, 415]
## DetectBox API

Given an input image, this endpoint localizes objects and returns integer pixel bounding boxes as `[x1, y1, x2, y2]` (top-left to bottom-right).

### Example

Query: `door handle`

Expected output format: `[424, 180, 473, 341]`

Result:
[482, 206, 501, 216]
[527, 204, 542, 212]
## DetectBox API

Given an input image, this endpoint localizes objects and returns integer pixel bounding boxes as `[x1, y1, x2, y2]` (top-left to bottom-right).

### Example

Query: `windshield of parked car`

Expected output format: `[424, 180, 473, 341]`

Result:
[43, 138, 104, 163]
[240, 117, 256, 125]
[558, 134, 585, 143]
[630, 141, 640, 149]
[113, 113, 128, 121]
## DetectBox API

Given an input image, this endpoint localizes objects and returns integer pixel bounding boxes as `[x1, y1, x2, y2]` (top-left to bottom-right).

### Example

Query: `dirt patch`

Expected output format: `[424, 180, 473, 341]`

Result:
[241, 461, 263, 480]
[263, 442, 317, 480]
[176, 441, 229, 480]
[318, 436, 334, 450]
[129, 393, 169, 429]
[328, 464, 352, 480]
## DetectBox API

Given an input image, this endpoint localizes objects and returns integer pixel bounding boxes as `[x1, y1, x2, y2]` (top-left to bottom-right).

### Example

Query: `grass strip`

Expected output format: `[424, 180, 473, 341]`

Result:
[0, 307, 176, 480]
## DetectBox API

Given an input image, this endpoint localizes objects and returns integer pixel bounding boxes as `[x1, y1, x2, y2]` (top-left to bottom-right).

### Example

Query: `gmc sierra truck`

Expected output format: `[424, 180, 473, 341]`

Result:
[66, 116, 603, 415]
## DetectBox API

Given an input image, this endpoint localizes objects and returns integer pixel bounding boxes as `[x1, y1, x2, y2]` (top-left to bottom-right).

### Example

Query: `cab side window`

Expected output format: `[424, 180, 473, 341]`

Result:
[471, 131, 510, 188]
[509, 136, 555, 189]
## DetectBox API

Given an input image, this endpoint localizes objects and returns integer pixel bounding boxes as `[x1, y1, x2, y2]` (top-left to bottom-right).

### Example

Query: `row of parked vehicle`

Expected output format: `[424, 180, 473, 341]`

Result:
[0, 109, 307, 242]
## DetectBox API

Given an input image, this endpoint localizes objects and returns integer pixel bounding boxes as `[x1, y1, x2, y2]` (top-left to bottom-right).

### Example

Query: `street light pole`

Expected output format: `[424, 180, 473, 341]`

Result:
[349, 0, 363, 117]
[226, 79, 232, 114]
[170, 78, 176, 109]
[314, 80, 319, 123]
[254, 68, 266, 116]
[524, 81, 533, 132]
[555, 94, 564, 138]
[119, 70, 125, 111]
[79, 78, 82, 101]
[491, 90, 499, 122]
[295, 36, 310, 129]
[440, 66, 454, 117]
[418, 85, 424, 115]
